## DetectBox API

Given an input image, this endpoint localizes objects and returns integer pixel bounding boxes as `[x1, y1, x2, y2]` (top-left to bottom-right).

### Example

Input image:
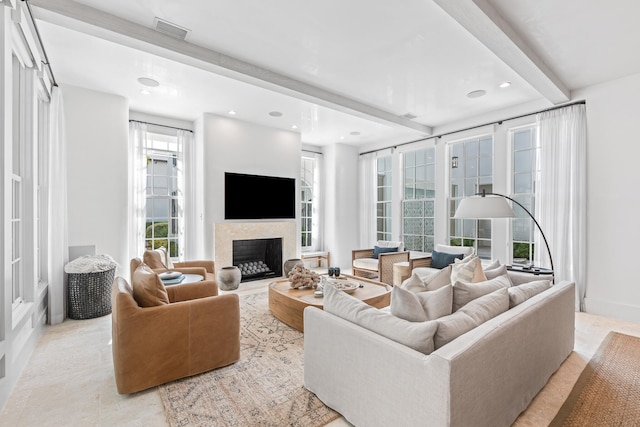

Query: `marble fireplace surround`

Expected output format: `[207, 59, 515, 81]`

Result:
[213, 221, 297, 273]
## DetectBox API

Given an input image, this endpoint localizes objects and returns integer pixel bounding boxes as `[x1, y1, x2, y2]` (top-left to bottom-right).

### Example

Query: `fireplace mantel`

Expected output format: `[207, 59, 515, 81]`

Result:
[213, 222, 297, 273]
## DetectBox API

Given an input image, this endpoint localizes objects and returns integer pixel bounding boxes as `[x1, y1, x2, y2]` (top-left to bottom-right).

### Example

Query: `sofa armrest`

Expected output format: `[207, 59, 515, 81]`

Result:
[352, 249, 374, 261]
[166, 280, 218, 302]
[166, 266, 207, 277]
[378, 251, 410, 285]
[174, 260, 215, 273]
[409, 256, 432, 269]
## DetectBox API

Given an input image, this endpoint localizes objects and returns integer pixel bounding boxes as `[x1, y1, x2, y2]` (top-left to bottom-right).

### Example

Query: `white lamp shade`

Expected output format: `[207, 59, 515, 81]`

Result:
[453, 196, 516, 219]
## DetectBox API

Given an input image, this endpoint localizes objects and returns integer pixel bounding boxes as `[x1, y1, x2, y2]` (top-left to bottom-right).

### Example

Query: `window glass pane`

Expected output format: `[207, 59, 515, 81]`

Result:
[514, 129, 532, 150]
[514, 173, 532, 194]
[405, 151, 415, 167]
[514, 150, 532, 173]
[478, 156, 492, 177]
[479, 137, 492, 156]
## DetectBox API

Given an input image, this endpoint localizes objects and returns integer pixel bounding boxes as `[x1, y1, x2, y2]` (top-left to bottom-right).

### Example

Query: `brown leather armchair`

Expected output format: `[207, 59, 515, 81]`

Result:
[111, 273, 240, 394]
[142, 247, 216, 282]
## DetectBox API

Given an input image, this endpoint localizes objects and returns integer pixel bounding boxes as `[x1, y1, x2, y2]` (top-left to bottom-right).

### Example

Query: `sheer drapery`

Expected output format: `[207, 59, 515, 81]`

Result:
[182, 129, 204, 260]
[358, 152, 377, 248]
[47, 86, 68, 324]
[536, 104, 587, 310]
[128, 122, 147, 261]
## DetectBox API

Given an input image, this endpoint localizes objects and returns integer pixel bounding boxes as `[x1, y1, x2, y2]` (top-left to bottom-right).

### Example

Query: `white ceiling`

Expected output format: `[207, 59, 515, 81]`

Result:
[29, 0, 640, 148]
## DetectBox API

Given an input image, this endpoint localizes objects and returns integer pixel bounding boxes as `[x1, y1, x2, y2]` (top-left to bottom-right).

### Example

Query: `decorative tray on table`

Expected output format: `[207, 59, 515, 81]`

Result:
[327, 279, 359, 294]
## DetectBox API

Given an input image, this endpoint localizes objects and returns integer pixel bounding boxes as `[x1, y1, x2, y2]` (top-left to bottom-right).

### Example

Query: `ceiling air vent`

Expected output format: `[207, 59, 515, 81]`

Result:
[153, 17, 190, 40]
[403, 113, 417, 120]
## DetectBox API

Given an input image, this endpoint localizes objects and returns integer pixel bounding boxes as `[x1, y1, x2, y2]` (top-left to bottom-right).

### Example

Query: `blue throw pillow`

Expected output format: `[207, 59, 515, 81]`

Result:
[431, 250, 464, 269]
[373, 246, 399, 259]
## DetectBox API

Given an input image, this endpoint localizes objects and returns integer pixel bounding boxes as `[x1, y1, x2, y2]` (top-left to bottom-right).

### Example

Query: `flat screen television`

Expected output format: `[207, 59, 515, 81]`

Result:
[225, 172, 296, 220]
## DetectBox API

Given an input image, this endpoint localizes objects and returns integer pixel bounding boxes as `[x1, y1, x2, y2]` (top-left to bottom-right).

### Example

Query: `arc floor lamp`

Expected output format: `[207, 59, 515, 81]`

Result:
[453, 189, 554, 276]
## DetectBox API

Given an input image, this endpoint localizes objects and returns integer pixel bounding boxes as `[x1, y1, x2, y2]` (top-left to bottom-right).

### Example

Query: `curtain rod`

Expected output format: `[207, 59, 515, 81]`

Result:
[360, 100, 586, 156]
[129, 119, 194, 133]
[25, 0, 58, 87]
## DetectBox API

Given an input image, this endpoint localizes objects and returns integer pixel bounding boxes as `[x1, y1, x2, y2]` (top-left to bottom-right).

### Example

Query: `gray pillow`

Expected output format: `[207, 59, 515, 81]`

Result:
[403, 265, 452, 292]
[484, 264, 512, 282]
[435, 287, 509, 349]
[323, 284, 438, 354]
[452, 274, 511, 311]
[508, 279, 551, 308]
[391, 285, 453, 322]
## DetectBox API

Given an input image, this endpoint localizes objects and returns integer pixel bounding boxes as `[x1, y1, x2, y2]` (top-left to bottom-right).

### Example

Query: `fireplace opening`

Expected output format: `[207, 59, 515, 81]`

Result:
[232, 238, 282, 282]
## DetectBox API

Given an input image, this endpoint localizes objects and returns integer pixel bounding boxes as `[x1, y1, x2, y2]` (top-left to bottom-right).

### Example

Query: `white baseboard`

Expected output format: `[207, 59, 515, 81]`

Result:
[583, 297, 640, 323]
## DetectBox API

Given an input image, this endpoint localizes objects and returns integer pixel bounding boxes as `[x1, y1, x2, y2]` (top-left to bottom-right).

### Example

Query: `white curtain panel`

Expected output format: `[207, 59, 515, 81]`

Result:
[47, 87, 69, 324]
[128, 122, 148, 261]
[536, 104, 587, 310]
[358, 152, 377, 248]
[182, 129, 205, 260]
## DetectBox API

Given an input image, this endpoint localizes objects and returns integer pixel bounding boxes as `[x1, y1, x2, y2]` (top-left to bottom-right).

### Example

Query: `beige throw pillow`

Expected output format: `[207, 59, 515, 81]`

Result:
[452, 274, 511, 311]
[323, 284, 438, 355]
[403, 265, 452, 292]
[508, 280, 551, 308]
[484, 264, 512, 282]
[435, 287, 509, 349]
[391, 285, 453, 322]
[451, 256, 487, 284]
[132, 263, 170, 307]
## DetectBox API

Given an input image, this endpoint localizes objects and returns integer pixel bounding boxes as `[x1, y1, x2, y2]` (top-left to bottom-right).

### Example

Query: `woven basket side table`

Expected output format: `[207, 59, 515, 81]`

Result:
[67, 267, 116, 320]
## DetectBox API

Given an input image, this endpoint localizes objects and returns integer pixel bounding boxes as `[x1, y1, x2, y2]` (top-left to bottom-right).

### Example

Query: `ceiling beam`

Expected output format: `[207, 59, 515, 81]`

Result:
[433, 0, 570, 105]
[29, 0, 432, 135]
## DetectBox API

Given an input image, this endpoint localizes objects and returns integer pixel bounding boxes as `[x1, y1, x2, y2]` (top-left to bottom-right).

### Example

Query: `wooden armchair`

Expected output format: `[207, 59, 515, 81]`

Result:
[352, 241, 408, 285]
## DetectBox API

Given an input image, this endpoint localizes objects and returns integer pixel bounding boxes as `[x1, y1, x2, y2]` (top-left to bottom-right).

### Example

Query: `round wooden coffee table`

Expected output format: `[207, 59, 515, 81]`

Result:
[268, 274, 391, 332]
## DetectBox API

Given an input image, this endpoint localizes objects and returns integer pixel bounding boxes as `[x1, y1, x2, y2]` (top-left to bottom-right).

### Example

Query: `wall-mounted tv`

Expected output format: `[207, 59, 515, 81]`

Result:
[225, 172, 296, 220]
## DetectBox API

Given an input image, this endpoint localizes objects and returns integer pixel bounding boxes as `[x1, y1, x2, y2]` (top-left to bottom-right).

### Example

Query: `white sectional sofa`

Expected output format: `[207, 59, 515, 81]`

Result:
[303, 280, 575, 427]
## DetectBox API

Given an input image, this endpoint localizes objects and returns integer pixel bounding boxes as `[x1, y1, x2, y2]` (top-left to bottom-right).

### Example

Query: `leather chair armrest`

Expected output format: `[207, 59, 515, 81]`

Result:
[378, 251, 410, 285]
[169, 266, 208, 277]
[174, 260, 215, 273]
[166, 280, 218, 302]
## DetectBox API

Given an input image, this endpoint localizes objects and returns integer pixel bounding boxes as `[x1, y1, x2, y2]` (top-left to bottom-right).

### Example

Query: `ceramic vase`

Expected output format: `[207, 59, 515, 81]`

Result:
[283, 258, 304, 277]
[217, 266, 241, 291]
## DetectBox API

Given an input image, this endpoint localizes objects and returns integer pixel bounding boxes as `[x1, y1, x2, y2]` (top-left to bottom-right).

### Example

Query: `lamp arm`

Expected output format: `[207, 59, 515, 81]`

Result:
[479, 191, 554, 275]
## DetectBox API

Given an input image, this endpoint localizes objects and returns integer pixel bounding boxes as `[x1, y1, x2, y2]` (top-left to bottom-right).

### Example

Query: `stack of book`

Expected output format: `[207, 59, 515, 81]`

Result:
[159, 271, 185, 285]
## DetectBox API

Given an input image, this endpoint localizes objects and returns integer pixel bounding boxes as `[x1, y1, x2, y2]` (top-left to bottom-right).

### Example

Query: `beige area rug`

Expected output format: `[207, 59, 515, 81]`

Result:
[158, 290, 340, 427]
[550, 331, 640, 426]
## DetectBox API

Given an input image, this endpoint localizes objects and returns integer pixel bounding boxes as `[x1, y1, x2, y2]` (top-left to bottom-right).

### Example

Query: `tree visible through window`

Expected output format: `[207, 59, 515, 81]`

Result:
[144, 133, 183, 257]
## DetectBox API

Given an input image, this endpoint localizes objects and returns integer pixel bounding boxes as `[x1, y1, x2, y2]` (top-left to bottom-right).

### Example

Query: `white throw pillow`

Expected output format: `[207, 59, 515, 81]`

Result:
[452, 274, 511, 311]
[403, 265, 452, 292]
[483, 259, 501, 271]
[391, 285, 453, 322]
[435, 287, 509, 349]
[450, 255, 487, 284]
[484, 264, 512, 282]
[508, 279, 551, 308]
[436, 244, 474, 256]
[323, 284, 438, 354]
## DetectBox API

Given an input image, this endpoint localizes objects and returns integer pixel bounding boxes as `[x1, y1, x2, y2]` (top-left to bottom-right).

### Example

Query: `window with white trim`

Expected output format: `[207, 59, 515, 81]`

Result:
[11, 53, 25, 307]
[403, 147, 436, 252]
[449, 136, 493, 258]
[301, 156, 315, 249]
[511, 126, 539, 265]
[376, 156, 392, 241]
[144, 132, 183, 257]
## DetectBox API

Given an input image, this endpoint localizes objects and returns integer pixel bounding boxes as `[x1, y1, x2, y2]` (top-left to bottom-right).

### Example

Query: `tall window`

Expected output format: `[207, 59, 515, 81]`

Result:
[403, 147, 436, 252]
[11, 54, 25, 307]
[511, 126, 539, 264]
[376, 156, 392, 241]
[144, 132, 183, 257]
[449, 136, 493, 258]
[301, 156, 315, 249]
[37, 91, 50, 284]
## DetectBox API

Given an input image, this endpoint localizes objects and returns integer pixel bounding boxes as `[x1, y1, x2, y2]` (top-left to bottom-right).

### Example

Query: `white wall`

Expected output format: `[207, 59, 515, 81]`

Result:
[323, 143, 360, 269]
[62, 85, 129, 276]
[574, 73, 640, 322]
[199, 113, 302, 261]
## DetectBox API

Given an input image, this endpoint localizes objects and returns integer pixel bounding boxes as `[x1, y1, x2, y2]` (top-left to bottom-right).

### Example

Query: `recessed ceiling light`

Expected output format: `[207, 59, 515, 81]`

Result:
[291, 125, 298, 129]
[350, 131, 361, 136]
[467, 89, 487, 98]
[228, 110, 236, 115]
[339, 136, 345, 140]
[140, 89, 151, 95]
[137, 77, 159, 87]
[499, 81, 511, 88]
[269, 111, 283, 117]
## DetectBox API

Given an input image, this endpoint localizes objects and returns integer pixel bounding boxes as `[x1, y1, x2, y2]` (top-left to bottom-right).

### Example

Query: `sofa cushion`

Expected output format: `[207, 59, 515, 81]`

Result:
[132, 263, 170, 307]
[483, 259, 501, 271]
[431, 250, 464, 269]
[450, 256, 487, 284]
[435, 287, 509, 349]
[436, 244, 474, 256]
[142, 247, 174, 271]
[508, 270, 554, 286]
[391, 285, 453, 322]
[373, 245, 399, 259]
[352, 257, 379, 271]
[403, 265, 452, 292]
[376, 240, 404, 252]
[508, 279, 551, 308]
[484, 264, 511, 281]
[323, 284, 438, 355]
[452, 274, 511, 312]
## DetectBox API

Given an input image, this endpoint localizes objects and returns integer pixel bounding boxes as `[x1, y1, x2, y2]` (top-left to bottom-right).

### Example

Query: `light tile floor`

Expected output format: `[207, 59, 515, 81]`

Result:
[1, 276, 639, 426]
